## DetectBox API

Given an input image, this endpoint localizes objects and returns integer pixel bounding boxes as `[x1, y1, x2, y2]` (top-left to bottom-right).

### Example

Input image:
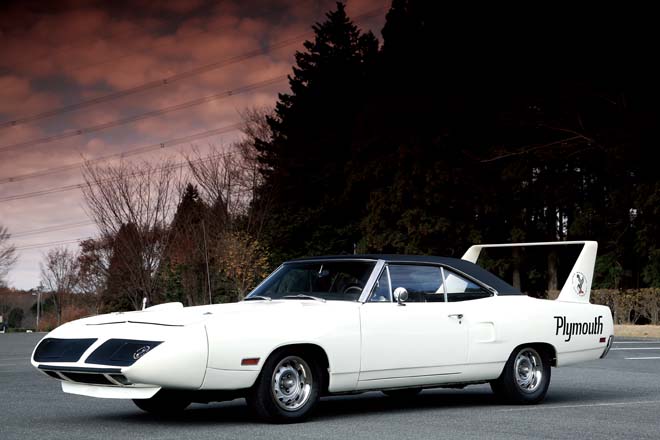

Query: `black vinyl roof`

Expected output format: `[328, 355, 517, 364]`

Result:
[288, 254, 522, 295]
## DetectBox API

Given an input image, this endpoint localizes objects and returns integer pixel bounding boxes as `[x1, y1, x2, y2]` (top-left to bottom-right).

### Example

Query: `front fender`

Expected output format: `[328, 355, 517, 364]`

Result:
[203, 301, 361, 392]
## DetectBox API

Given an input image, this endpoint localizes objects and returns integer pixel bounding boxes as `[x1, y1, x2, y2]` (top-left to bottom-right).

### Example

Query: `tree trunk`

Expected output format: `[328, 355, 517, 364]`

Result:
[54, 292, 62, 326]
[512, 247, 521, 290]
[547, 251, 558, 292]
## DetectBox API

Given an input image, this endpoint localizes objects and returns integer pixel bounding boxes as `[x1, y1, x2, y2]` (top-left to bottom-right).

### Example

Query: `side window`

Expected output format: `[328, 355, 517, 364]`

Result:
[388, 265, 445, 303]
[442, 269, 492, 302]
[369, 268, 392, 302]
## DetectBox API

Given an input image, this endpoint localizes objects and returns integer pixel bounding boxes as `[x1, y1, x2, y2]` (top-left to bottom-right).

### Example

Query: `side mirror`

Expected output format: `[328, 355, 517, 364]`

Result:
[393, 287, 408, 305]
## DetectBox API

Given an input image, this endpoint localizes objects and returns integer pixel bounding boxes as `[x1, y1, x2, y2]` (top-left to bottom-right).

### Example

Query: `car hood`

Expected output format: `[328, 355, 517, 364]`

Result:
[77, 299, 359, 327]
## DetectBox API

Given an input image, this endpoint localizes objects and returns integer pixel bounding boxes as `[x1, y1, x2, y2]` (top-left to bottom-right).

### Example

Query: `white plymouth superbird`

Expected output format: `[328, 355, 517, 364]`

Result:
[31, 241, 613, 422]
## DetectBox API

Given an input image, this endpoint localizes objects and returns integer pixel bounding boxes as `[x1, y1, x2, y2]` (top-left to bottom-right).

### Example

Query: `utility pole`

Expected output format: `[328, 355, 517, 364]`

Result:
[202, 219, 212, 305]
[35, 283, 42, 332]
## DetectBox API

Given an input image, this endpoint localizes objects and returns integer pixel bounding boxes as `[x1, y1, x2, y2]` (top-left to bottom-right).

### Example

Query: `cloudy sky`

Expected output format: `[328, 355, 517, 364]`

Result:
[0, 0, 387, 290]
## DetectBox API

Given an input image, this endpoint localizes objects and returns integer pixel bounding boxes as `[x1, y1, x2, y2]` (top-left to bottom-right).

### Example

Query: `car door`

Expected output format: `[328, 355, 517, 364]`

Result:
[358, 263, 471, 387]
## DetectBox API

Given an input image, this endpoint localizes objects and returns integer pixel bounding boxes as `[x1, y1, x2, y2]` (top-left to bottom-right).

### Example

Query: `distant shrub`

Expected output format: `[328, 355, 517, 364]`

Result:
[591, 289, 660, 325]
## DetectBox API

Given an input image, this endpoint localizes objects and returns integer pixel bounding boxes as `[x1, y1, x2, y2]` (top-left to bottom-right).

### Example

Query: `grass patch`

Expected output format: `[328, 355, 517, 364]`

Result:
[615, 325, 660, 339]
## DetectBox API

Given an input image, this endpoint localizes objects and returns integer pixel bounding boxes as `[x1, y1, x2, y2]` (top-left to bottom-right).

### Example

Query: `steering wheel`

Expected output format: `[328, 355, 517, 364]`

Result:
[343, 285, 363, 295]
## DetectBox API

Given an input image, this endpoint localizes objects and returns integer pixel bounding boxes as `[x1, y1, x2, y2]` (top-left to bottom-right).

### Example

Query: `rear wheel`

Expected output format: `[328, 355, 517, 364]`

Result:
[490, 346, 551, 404]
[247, 349, 322, 423]
[133, 390, 191, 415]
[382, 388, 422, 399]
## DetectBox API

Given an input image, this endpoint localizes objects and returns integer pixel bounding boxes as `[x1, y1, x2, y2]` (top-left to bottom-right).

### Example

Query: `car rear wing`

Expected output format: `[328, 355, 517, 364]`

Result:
[461, 241, 598, 303]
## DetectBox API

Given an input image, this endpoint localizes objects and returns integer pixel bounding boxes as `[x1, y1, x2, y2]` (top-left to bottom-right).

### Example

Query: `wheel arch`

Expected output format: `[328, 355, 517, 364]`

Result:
[261, 343, 331, 394]
[511, 342, 558, 367]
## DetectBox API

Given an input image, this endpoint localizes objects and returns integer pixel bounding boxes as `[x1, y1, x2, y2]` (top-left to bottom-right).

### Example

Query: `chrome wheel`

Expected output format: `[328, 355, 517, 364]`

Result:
[271, 356, 312, 411]
[514, 348, 543, 393]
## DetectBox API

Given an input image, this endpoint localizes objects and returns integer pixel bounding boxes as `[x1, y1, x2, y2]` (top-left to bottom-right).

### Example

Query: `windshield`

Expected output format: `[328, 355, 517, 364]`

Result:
[247, 261, 376, 301]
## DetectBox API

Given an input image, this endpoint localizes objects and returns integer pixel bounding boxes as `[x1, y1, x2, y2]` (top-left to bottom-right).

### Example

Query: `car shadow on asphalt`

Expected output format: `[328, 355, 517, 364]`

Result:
[84, 387, 601, 426]
[318, 389, 498, 419]
[83, 384, 624, 427]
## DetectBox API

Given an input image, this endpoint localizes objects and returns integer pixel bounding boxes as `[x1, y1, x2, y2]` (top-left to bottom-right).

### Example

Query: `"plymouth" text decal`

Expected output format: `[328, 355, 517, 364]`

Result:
[554, 315, 603, 342]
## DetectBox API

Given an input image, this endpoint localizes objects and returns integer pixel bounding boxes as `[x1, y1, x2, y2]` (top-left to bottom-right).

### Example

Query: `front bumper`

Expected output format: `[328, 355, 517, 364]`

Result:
[32, 321, 208, 396]
[61, 381, 161, 399]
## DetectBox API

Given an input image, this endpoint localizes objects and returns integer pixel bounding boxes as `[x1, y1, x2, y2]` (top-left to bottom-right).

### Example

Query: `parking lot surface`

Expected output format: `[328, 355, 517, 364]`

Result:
[2, 333, 660, 440]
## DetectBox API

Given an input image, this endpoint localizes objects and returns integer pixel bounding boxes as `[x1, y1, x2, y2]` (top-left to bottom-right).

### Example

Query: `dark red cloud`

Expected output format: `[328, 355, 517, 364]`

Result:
[0, 0, 387, 289]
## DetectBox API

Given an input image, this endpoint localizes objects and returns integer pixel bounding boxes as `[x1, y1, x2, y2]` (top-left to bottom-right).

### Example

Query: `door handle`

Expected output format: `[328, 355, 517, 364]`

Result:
[448, 314, 464, 319]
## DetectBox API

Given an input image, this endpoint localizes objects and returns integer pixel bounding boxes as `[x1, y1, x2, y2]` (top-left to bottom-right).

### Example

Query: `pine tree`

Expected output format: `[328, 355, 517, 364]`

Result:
[162, 183, 211, 306]
[102, 223, 146, 312]
[255, 2, 378, 261]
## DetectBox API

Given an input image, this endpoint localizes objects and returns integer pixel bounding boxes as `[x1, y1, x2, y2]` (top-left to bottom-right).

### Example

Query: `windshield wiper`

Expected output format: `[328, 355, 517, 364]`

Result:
[281, 294, 326, 303]
[243, 295, 272, 301]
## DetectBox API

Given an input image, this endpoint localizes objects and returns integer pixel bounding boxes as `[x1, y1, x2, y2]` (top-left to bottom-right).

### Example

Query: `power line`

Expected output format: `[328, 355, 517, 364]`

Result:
[0, 6, 385, 129]
[7, 146, 257, 249]
[2, 43, 297, 129]
[0, 150, 236, 203]
[13, 183, 245, 248]
[0, 123, 243, 184]
[15, 237, 93, 251]
[0, 182, 87, 202]
[10, 194, 191, 240]
[12, 220, 94, 238]
[10, 197, 182, 237]
[0, 75, 286, 154]
[0, 35, 299, 129]
[7, 159, 251, 254]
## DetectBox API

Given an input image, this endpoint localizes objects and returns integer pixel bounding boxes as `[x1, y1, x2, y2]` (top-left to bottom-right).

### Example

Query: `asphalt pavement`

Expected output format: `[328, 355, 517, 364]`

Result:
[2, 333, 660, 440]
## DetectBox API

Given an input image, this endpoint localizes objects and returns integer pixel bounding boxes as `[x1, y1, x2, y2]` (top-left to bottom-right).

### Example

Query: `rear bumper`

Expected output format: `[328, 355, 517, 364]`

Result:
[600, 335, 614, 358]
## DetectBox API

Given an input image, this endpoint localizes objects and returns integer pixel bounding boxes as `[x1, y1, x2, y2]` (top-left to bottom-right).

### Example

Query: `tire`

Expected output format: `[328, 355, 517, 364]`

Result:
[382, 388, 422, 399]
[132, 390, 191, 415]
[490, 345, 551, 404]
[247, 349, 322, 423]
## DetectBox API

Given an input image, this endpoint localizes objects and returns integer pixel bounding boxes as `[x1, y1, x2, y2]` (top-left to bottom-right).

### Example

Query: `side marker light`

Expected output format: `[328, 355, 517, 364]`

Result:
[241, 358, 260, 366]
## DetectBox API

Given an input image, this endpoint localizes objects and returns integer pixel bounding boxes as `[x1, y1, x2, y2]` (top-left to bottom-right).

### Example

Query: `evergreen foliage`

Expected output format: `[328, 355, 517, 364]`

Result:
[255, 3, 378, 262]
[251, 1, 660, 292]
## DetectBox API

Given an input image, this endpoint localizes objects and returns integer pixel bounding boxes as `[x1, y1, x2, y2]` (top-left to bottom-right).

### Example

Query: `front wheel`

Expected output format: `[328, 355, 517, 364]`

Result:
[133, 390, 191, 415]
[490, 346, 551, 404]
[247, 349, 322, 423]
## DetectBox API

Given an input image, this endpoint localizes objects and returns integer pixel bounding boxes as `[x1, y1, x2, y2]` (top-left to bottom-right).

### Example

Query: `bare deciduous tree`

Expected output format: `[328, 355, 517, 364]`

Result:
[0, 225, 17, 287]
[238, 106, 273, 150]
[182, 107, 275, 300]
[236, 106, 274, 237]
[81, 159, 180, 309]
[78, 238, 112, 313]
[185, 147, 241, 225]
[40, 246, 79, 326]
[186, 107, 274, 236]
